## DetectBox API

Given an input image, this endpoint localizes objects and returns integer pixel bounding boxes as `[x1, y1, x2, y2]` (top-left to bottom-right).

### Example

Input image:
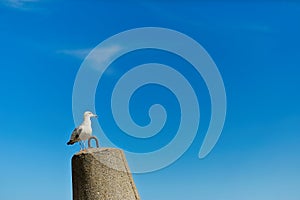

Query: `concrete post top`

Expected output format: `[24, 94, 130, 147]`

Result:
[72, 147, 131, 173]
[74, 147, 123, 156]
[71, 147, 140, 200]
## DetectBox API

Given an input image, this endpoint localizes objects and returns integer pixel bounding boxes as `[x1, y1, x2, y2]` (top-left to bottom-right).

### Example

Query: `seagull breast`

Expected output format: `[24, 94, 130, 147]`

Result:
[79, 124, 92, 141]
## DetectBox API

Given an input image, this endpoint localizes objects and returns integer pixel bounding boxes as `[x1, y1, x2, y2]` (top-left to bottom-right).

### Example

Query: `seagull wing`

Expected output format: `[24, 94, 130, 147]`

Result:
[67, 127, 83, 145]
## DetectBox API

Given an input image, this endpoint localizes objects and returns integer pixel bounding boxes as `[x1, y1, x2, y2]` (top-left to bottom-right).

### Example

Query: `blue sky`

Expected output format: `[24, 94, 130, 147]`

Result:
[1, 1, 300, 200]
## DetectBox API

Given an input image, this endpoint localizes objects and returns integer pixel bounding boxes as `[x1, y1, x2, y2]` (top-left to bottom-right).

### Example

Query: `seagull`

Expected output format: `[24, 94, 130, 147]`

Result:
[67, 111, 98, 150]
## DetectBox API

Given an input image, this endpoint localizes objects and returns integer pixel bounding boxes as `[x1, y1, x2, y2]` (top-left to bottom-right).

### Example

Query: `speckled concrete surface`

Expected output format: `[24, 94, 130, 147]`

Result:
[72, 148, 140, 200]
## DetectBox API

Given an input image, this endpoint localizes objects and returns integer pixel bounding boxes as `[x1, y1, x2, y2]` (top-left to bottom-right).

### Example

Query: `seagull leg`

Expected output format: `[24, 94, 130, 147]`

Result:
[83, 140, 86, 149]
[79, 141, 83, 151]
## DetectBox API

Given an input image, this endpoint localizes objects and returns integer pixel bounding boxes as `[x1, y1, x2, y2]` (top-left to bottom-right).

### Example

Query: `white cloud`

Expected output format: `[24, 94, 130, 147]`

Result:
[58, 48, 92, 59]
[3, 0, 39, 9]
[58, 45, 123, 72]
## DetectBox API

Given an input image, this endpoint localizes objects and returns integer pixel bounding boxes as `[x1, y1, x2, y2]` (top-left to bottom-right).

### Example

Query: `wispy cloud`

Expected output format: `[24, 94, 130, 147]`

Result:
[58, 45, 123, 72]
[58, 48, 92, 60]
[3, 0, 39, 10]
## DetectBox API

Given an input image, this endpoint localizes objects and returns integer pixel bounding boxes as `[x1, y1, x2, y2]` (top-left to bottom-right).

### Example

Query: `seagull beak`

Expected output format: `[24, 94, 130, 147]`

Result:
[94, 114, 98, 118]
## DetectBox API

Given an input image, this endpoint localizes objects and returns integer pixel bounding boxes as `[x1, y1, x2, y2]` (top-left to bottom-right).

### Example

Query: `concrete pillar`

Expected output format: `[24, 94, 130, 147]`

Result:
[71, 148, 140, 200]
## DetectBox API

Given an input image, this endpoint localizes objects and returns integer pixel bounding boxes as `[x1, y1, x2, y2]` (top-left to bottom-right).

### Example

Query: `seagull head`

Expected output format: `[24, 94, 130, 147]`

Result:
[84, 111, 98, 119]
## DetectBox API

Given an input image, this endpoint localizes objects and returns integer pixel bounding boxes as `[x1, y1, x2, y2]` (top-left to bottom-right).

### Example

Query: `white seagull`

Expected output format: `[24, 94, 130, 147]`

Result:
[67, 111, 98, 150]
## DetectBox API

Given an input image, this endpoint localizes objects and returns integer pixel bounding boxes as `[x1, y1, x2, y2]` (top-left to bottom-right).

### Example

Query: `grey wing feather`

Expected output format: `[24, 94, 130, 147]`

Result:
[67, 127, 82, 145]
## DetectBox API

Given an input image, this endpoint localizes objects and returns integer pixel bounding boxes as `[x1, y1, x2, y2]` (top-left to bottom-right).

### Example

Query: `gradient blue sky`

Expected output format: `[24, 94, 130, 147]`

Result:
[1, 1, 300, 200]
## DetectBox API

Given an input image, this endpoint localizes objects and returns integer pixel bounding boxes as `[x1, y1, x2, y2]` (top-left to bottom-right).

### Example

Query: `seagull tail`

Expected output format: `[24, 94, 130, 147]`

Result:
[67, 140, 75, 145]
